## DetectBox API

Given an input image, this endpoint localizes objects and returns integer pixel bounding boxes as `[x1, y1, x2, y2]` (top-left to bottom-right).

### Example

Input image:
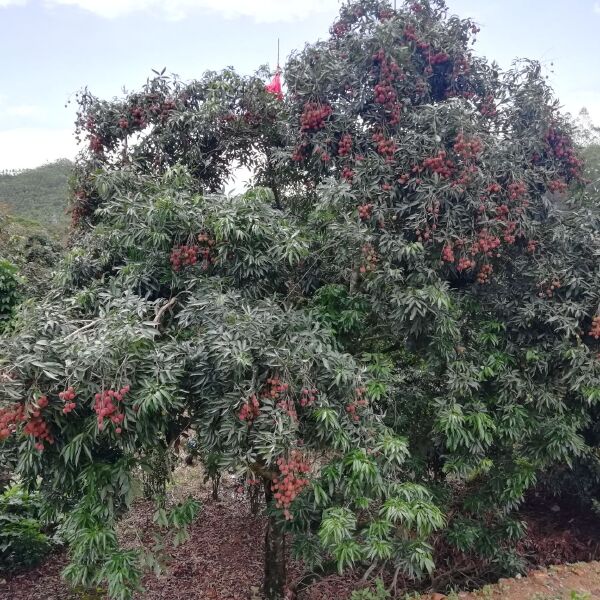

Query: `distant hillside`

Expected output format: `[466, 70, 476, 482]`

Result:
[0, 159, 73, 229]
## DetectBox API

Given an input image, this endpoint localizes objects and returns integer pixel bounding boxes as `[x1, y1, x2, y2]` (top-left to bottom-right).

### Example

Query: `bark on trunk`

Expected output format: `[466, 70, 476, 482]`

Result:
[263, 480, 286, 600]
[211, 473, 220, 501]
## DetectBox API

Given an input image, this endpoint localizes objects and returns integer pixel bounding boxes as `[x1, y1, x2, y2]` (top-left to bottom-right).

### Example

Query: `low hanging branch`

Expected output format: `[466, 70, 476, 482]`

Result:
[63, 319, 99, 341]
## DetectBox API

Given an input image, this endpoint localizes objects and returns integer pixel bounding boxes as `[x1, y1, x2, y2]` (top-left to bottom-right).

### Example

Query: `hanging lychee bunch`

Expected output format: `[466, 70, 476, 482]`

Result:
[422, 151, 454, 178]
[478, 93, 497, 117]
[441, 243, 455, 263]
[372, 132, 396, 161]
[23, 397, 54, 451]
[292, 142, 309, 163]
[299, 387, 318, 407]
[358, 203, 373, 221]
[547, 179, 568, 194]
[426, 200, 441, 229]
[89, 135, 104, 155]
[276, 398, 298, 420]
[502, 221, 518, 245]
[170, 245, 198, 271]
[346, 386, 368, 423]
[94, 386, 129, 433]
[338, 133, 353, 157]
[59, 386, 77, 414]
[300, 103, 332, 132]
[476, 263, 493, 284]
[471, 229, 501, 257]
[537, 278, 562, 299]
[0, 403, 26, 440]
[271, 451, 310, 520]
[589, 316, 600, 340]
[545, 127, 584, 181]
[453, 133, 483, 161]
[197, 232, 216, 270]
[507, 181, 527, 201]
[239, 394, 260, 422]
[131, 106, 146, 128]
[359, 243, 378, 274]
[341, 166, 354, 181]
[457, 256, 475, 272]
[261, 376, 289, 400]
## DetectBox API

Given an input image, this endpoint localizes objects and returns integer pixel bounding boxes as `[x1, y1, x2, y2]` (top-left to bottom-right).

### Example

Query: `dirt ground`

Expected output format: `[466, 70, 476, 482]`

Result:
[425, 561, 600, 599]
[2, 464, 600, 600]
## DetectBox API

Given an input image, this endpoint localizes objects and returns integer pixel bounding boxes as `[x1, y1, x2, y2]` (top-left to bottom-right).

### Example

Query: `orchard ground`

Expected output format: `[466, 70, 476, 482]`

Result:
[3, 462, 600, 600]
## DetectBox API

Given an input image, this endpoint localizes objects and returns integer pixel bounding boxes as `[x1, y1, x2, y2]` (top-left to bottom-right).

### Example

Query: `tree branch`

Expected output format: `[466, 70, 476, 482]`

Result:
[152, 297, 178, 327]
[63, 320, 98, 340]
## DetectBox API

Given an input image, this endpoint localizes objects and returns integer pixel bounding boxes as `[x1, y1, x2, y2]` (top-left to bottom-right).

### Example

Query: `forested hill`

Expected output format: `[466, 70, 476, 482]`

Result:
[0, 159, 73, 229]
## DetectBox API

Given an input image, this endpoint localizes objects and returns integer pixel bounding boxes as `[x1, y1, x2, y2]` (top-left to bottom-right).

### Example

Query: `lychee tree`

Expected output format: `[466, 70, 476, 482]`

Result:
[3, 1, 600, 599]
[282, 0, 600, 579]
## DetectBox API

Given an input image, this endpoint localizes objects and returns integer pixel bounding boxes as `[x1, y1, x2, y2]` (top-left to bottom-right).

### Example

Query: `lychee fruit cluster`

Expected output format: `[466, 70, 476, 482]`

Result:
[589, 316, 600, 340]
[472, 230, 501, 256]
[59, 386, 77, 414]
[507, 181, 527, 200]
[359, 243, 378, 274]
[476, 263, 493, 284]
[239, 394, 260, 422]
[548, 179, 568, 194]
[94, 386, 129, 432]
[537, 278, 562, 299]
[342, 166, 354, 181]
[271, 452, 310, 520]
[453, 133, 483, 161]
[345, 387, 368, 423]
[546, 128, 583, 181]
[170, 245, 198, 271]
[24, 398, 54, 451]
[372, 132, 396, 160]
[422, 151, 454, 178]
[276, 398, 298, 420]
[338, 134, 353, 157]
[358, 203, 373, 221]
[457, 256, 475, 272]
[0, 403, 25, 440]
[299, 387, 318, 407]
[300, 103, 332, 132]
[442, 244, 455, 263]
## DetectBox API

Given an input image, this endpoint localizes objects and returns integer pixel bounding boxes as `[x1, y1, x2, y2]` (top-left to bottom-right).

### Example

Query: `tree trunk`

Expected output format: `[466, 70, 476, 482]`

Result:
[211, 473, 220, 501]
[143, 446, 170, 508]
[263, 480, 286, 600]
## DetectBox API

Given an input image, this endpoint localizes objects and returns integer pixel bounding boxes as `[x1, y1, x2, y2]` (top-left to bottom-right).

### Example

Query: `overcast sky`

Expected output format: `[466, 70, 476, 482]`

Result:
[1, 0, 599, 170]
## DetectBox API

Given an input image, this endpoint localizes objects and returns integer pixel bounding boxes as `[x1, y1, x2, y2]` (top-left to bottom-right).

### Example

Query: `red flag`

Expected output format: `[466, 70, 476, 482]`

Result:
[266, 71, 283, 100]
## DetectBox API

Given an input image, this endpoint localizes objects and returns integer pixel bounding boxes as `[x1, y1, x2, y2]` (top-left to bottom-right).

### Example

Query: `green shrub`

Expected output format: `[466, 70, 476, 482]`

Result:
[0, 484, 51, 571]
[0, 259, 20, 331]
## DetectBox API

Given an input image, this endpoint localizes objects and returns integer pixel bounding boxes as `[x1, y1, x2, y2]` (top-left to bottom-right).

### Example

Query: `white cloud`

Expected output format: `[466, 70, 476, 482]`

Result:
[0, 0, 26, 6]
[45, 0, 339, 22]
[0, 128, 77, 170]
[594, 2, 600, 14]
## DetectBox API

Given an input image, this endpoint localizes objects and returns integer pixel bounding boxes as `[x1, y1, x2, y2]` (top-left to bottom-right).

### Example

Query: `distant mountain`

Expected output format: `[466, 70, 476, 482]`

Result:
[0, 159, 73, 230]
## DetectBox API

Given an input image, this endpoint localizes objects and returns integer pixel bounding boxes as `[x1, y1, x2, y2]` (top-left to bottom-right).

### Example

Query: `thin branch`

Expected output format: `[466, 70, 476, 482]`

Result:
[152, 297, 178, 327]
[63, 320, 98, 340]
